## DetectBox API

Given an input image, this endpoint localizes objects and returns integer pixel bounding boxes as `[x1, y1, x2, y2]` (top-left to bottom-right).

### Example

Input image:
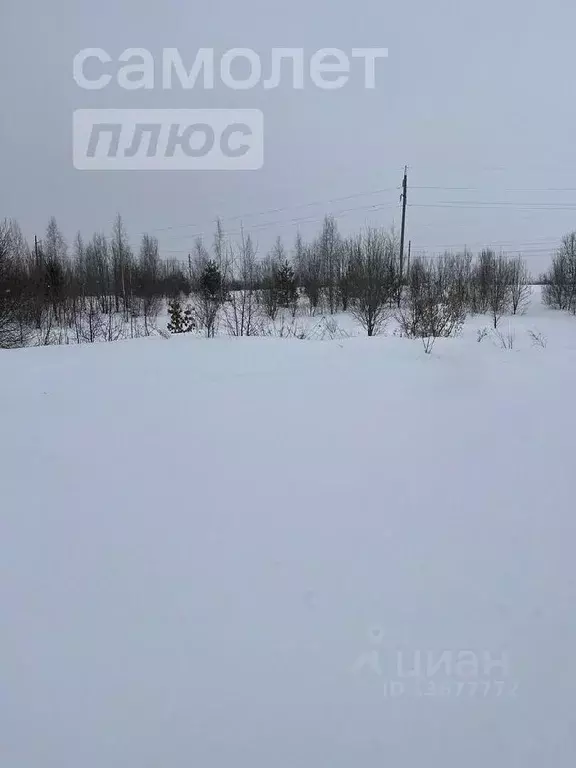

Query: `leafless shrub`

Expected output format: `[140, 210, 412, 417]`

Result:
[493, 326, 515, 350]
[421, 336, 436, 354]
[265, 316, 308, 339]
[224, 291, 265, 336]
[79, 298, 105, 343]
[397, 256, 465, 341]
[306, 316, 352, 341]
[477, 327, 490, 343]
[527, 329, 547, 348]
[102, 310, 127, 342]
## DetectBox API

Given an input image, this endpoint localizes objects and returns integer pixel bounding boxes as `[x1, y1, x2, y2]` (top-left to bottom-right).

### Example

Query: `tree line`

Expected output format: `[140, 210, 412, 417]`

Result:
[0, 214, 188, 347]
[1, 211, 575, 349]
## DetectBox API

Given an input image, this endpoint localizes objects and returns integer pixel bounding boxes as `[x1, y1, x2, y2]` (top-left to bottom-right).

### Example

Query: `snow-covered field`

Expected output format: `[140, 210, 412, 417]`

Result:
[2, 294, 576, 767]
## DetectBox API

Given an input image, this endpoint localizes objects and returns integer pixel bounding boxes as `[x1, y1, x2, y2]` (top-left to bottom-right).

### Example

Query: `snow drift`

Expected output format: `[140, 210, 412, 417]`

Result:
[1, 307, 576, 767]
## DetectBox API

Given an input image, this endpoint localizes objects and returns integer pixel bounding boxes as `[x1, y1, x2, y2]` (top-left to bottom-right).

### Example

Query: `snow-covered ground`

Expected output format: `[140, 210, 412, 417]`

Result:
[2, 294, 576, 767]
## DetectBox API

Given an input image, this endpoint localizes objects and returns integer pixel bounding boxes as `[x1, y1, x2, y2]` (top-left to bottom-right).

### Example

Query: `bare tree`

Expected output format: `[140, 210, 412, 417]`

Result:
[508, 255, 532, 315]
[260, 238, 287, 321]
[138, 234, 162, 334]
[295, 234, 322, 315]
[42, 217, 69, 327]
[347, 228, 396, 336]
[110, 213, 133, 316]
[212, 217, 232, 299]
[44, 217, 67, 263]
[487, 252, 513, 328]
[541, 233, 576, 313]
[80, 297, 105, 343]
[317, 215, 342, 314]
[225, 230, 262, 336]
[469, 249, 493, 314]
[337, 243, 353, 311]
[470, 249, 512, 327]
[0, 221, 28, 347]
[436, 250, 473, 315]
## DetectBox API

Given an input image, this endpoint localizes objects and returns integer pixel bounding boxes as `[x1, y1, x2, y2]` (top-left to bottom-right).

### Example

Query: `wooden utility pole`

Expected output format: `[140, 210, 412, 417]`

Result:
[399, 166, 408, 281]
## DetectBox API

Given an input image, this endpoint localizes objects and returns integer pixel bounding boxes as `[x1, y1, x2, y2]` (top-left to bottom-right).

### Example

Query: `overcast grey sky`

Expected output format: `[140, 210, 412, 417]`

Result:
[2, 0, 576, 273]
